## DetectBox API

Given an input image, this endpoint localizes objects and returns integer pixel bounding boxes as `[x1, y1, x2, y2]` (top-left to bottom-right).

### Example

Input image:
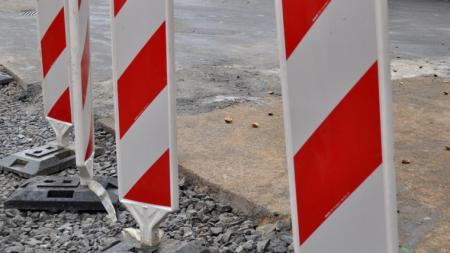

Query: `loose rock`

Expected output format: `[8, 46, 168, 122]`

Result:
[402, 159, 411, 164]
[0, 81, 294, 252]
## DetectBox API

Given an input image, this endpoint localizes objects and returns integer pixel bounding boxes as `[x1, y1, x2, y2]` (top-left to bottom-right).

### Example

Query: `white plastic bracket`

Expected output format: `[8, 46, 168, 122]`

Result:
[123, 202, 168, 247]
[79, 155, 117, 223]
[48, 118, 72, 147]
[79, 155, 94, 186]
[87, 178, 118, 223]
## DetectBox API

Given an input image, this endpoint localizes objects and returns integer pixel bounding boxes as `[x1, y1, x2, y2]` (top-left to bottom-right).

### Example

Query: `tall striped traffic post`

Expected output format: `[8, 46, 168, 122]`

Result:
[37, 0, 72, 146]
[65, 0, 116, 220]
[111, 0, 178, 246]
[0, 0, 77, 177]
[3, 0, 118, 214]
[275, 0, 398, 252]
[65, 0, 95, 185]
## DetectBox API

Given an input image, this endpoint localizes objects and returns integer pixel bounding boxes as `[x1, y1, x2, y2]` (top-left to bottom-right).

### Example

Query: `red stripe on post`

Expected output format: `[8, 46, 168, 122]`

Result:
[47, 88, 72, 124]
[81, 22, 90, 109]
[117, 22, 167, 139]
[294, 63, 382, 244]
[282, 0, 331, 59]
[113, 0, 127, 16]
[40, 8, 66, 77]
[84, 125, 94, 161]
[125, 149, 171, 207]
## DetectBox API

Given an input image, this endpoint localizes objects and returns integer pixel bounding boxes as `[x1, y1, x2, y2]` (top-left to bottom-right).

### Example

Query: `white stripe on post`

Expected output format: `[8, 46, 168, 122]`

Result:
[283, 0, 377, 152]
[111, 0, 178, 246]
[37, 0, 65, 35]
[112, 0, 166, 77]
[275, 0, 398, 252]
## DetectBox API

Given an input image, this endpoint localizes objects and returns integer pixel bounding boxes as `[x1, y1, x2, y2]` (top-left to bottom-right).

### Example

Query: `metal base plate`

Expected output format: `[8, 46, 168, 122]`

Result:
[0, 144, 75, 178]
[5, 176, 119, 212]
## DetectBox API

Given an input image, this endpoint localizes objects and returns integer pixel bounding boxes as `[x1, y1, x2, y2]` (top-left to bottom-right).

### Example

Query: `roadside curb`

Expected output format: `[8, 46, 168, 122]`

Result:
[96, 116, 287, 222]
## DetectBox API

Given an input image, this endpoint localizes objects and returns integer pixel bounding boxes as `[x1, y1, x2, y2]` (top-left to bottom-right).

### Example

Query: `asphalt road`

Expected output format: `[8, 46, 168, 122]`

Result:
[0, 0, 449, 115]
[389, 0, 450, 59]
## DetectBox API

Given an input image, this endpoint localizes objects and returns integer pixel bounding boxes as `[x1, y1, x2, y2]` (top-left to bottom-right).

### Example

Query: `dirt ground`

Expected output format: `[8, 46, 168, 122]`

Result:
[182, 75, 450, 253]
[178, 75, 450, 253]
[392, 76, 450, 252]
[98, 75, 450, 252]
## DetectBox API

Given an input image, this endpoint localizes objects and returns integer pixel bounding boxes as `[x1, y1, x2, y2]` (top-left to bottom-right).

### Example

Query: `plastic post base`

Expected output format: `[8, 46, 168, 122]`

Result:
[0, 144, 75, 178]
[5, 176, 120, 212]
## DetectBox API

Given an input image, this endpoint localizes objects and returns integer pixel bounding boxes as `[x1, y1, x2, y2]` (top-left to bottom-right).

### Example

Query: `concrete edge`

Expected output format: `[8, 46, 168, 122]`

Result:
[95, 118, 286, 223]
[0, 64, 28, 90]
[178, 165, 285, 222]
[95, 117, 115, 134]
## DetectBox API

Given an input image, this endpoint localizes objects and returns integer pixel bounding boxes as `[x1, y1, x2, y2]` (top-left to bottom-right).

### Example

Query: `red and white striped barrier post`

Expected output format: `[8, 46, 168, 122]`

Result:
[275, 0, 398, 252]
[65, 0, 117, 221]
[0, 1, 77, 177]
[111, 0, 178, 246]
[36, 0, 72, 146]
[65, 0, 95, 184]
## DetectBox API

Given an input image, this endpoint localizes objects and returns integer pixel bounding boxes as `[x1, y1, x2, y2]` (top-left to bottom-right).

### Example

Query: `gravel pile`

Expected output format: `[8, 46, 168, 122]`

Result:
[0, 81, 294, 253]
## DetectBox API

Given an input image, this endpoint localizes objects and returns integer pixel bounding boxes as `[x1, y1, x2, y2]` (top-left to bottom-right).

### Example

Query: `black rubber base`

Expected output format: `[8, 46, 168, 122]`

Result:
[5, 176, 120, 212]
[0, 144, 75, 178]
